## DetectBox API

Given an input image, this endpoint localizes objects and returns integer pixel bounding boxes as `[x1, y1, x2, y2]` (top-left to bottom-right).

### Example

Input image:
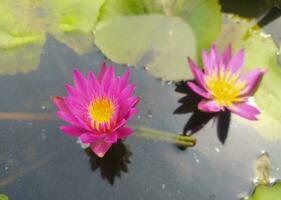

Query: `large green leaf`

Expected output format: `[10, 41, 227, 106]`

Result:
[95, 15, 196, 81]
[0, 1, 45, 50]
[0, 194, 8, 200]
[95, 0, 221, 80]
[0, 1, 46, 75]
[47, 0, 106, 54]
[216, 16, 281, 140]
[247, 182, 281, 200]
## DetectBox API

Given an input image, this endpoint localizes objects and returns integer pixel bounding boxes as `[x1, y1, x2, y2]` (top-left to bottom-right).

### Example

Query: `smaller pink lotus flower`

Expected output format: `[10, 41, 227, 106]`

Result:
[53, 63, 140, 157]
[187, 44, 266, 120]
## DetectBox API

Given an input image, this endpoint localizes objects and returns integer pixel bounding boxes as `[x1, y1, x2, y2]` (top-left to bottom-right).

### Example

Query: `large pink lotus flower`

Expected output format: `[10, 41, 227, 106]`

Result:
[187, 44, 266, 120]
[53, 63, 140, 157]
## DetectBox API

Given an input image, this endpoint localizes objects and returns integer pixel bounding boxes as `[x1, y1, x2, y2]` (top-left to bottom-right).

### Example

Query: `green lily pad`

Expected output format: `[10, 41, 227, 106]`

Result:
[97, 0, 221, 52]
[216, 16, 281, 140]
[0, 2, 45, 50]
[95, 14, 196, 81]
[247, 182, 281, 200]
[95, 0, 221, 80]
[47, 0, 106, 54]
[0, 1, 46, 75]
[0, 194, 8, 200]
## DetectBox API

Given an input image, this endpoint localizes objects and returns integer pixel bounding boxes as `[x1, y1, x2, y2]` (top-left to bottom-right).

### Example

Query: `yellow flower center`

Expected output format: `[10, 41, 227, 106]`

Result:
[88, 97, 114, 128]
[206, 71, 245, 107]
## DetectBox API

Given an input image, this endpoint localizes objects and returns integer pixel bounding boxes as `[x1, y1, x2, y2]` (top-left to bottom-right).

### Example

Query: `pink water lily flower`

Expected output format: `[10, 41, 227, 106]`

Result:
[187, 44, 266, 120]
[53, 63, 140, 157]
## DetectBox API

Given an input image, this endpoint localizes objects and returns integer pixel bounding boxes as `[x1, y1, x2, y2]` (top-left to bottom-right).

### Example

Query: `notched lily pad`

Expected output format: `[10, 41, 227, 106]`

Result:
[95, 0, 221, 80]
[216, 16, 281, 140]
[246, 182, 281, 200]
[95, 14, 196, 81]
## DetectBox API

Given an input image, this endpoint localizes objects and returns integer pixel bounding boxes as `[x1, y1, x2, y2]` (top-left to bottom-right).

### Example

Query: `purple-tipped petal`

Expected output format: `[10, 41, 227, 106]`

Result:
[222, 44, 232, 66]
[228, 102, 260, 120]
[239, 69, 266, 96]
[187, 82, 210, 99]
[198, 100, 221, 112]
[187, 57, 207, 90]
[90, 140, 112, 158]
[60, 125, 85, 137]
[117, 127, 132, 139]
[228, 49, 244, 73]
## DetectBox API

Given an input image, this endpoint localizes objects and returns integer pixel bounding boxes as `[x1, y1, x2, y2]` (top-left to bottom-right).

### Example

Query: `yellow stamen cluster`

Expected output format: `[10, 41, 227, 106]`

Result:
[88, 97, 114, 128]
[206, 70, 245, 107]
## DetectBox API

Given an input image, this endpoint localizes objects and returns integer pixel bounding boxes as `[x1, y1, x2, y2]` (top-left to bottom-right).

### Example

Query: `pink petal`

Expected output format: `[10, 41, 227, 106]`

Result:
[73, 69, 87, 92]
[87, 71, 101, 98]
[117, 127, 132, 139]
[187, 57, 208, 90]
[64, 98, 87, 117]
[98, 62, 107, 81]
[202, 50, 212, 73]
[198, 100, 221, 112]
[239, 69, 266, 96]
[187, 81, 210, 99]
[222, 44, 232, 66]
[227, 49, 244, 73]
[90, 139, 112, 158]
[53, 96, 69, 112]
[104, 132, 118, 143]
[112, 119, 127, 132]
[119, 97, 140, 119]
[65, 84, 88, 105]
[119, 84, 135, 101]
[125, 108, 138, 120]
[228, 102, 260, 120]
[60, 125, 85, 137]
[56, 111, 80, 126]
[53, 97, 84, 127]
[210, 44, 220, 68]
[101, 66, 115, 93]
[119, 69, 130, 90]
[80, 133, 100, 143]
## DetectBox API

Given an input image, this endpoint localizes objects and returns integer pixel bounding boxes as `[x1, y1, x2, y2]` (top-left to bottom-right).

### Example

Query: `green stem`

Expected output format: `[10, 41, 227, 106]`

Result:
[132, 126, 196, 147]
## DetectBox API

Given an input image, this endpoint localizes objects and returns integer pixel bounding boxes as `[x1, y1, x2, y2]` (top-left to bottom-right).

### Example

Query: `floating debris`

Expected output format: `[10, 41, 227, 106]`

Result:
[254, 152, 271, 185]
[241, 152, 281, 200]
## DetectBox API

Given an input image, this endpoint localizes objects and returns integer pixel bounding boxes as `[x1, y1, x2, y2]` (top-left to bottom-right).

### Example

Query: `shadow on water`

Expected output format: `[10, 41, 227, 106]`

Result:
[258, 7, 281, 27]
[220, 0, 281, 27]
[174, 81, 231, 148]
[219, 0, 277, 18]
[85, 141, 132, 185]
